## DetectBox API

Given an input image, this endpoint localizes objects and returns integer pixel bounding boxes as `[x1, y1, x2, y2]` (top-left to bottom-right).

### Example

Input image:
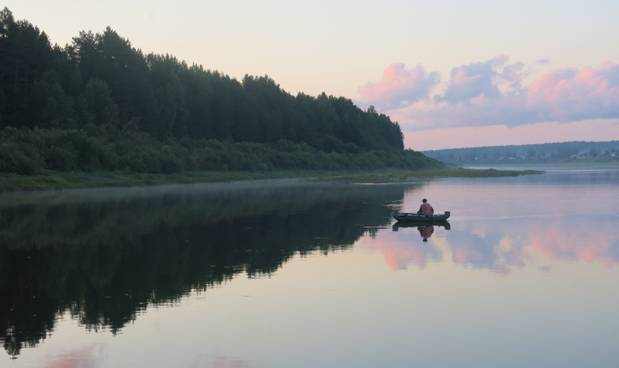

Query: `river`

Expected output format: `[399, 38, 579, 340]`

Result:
[1, 166, 618, 367]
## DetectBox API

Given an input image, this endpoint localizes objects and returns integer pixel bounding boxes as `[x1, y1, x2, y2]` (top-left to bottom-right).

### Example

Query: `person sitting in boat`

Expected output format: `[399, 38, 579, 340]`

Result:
[417, 198, 434, 216]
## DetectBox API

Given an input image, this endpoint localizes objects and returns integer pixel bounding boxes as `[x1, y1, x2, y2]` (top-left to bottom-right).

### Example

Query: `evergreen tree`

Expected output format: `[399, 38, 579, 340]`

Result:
[0, 8, 435, 176]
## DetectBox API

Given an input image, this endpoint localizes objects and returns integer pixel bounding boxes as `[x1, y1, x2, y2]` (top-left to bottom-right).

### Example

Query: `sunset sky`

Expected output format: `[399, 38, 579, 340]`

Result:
[6, 0, 619, 149]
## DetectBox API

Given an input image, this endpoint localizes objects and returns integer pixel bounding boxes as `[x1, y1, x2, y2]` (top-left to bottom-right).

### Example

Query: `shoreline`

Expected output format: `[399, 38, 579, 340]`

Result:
[0, 168, 543, 193]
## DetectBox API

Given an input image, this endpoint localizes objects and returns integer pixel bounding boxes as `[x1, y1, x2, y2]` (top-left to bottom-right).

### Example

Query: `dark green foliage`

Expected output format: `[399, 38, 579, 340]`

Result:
[0, 7, 409, 166]
[0, 126, 441, 174]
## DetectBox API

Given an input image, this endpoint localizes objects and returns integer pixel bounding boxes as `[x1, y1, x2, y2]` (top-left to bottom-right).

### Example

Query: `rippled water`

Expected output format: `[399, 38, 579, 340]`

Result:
[1, 167, 618, 367]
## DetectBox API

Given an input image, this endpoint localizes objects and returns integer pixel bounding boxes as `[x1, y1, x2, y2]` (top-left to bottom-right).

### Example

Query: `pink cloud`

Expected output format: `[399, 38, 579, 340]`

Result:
[527, 63, 619, 122]
[361, 58, 619, 131]
[357, 63, 439, 109]
[440, 55, 522, 103]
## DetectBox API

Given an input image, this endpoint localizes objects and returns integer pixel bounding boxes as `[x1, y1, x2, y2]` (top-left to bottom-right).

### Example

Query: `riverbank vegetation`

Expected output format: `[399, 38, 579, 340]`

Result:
[0, 125, 441, 175]
[0, 7, 450, 188]
[0, 167, 542, 192]
[0, 8, 539, 192]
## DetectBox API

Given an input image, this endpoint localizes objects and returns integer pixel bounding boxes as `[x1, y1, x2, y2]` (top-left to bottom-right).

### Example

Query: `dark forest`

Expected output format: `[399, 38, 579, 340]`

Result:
[0, 8, 439, 175]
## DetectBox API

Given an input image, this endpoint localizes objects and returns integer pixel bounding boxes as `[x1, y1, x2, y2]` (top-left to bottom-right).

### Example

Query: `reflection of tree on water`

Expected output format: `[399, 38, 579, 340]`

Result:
[0, 183, 412, 358]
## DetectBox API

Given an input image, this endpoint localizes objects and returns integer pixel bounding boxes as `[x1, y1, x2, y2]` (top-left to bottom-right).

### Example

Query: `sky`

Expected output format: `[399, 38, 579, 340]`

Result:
[5, 0, 619, 149]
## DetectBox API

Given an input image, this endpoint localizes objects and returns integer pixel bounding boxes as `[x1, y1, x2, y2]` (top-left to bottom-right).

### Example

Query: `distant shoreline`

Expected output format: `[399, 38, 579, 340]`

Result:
[424, 141, 619, 165]
[462, 162, 619, 169]
[0, 168, 542, 193]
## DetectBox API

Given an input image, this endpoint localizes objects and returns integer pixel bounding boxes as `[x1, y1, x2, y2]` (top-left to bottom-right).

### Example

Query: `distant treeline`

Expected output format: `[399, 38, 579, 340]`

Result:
[424, 141, 619, 164]
[0, 8, 438, 175]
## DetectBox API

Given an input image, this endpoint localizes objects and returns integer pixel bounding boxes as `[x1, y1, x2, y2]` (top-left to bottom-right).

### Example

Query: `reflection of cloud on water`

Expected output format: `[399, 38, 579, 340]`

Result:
[44, 345, 104, 368]
[210, 356, 251, 368]
[526, 219, 619, 267]
[361, 216, 619, 273]
[447, 230, 518, 273]
[189, 355, 251, 368]
[359, 229, 442, 270]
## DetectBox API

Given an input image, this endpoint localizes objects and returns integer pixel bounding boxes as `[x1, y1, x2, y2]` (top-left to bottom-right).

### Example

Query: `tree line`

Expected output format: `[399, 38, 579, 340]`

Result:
[0, 8, 433, 175]
[424, 141, 619, 164]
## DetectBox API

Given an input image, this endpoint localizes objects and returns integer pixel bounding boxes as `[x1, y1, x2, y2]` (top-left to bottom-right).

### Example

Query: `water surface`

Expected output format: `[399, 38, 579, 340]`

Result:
[1, 168, 618, 367]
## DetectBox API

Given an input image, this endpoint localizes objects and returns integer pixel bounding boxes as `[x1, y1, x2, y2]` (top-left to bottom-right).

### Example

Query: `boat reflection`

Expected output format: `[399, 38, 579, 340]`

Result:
[392, 220, 451, 242]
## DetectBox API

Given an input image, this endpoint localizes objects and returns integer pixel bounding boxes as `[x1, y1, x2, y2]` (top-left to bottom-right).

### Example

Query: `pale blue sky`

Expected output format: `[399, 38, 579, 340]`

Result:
[5, 0, 619, 148]
[6, 0, 618, 96]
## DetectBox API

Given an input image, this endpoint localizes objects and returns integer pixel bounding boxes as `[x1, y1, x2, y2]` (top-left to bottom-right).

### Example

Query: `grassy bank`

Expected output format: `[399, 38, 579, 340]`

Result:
[315, 168, 543, 183]
[0, 168, 542, 192]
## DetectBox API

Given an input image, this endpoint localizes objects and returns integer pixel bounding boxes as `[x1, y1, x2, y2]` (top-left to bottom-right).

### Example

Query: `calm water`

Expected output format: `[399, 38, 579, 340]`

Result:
[1, 167, 618, 367]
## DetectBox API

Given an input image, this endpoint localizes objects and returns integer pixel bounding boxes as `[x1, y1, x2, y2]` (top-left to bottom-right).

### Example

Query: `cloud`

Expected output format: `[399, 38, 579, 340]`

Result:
[440, 55, 522, 103]
[357, 63, 439, 110]
[526, 62, 619, 122]
[360, 58, 619, 130]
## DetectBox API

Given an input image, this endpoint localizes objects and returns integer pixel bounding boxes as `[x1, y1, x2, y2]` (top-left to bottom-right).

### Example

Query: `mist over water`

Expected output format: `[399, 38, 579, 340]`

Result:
[1, 168, 618, 367]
